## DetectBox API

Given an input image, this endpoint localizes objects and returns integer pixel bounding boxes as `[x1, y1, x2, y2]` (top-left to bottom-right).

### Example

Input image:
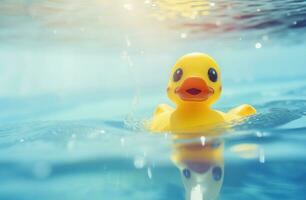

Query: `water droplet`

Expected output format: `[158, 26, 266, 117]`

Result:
[200, 136, 206, 146]
[147, 167, 152, 179]
[180, 32, 187, 39]
[256, 131, 263, 137]
[132, 95, 139, 106]
[255, 42, 262, 49]
[19, 138, 24, 143]
[259, 148, 265, 163]
[67, 140, 76, 151]
[257, 8, 261, 12]
[125, 36, 131, 47]
[210, 2, 215, 7]
[134, 156, 146, 169]
[120, 137, 125, 146]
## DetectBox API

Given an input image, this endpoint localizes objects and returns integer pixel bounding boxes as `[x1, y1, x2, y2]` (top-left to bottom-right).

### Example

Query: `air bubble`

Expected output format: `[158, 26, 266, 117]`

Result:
[210, 2, 215, 7]
[255, 42, 262, 49]
[259, 148, 265, 163]
[120, 137, 125, 146]
[134, 156, 146, 169]
[67, 140, 76, 151]
[256, 131, 263, 137]
[200, 136, 206, 146]
[180, 32, 187, 39]
[147, 167, 152, 179]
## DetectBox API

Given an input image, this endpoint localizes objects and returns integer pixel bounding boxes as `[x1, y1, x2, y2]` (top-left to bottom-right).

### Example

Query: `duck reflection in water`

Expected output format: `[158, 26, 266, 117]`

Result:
[171, 133, 224, 200]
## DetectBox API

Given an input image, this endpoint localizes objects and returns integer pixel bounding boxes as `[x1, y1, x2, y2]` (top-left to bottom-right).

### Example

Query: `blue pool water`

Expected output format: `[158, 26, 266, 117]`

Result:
[0, 0, 306, 199]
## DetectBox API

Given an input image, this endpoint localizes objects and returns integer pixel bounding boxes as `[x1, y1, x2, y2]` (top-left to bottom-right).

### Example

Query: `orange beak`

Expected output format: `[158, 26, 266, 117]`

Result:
[175, 77, 214, 102]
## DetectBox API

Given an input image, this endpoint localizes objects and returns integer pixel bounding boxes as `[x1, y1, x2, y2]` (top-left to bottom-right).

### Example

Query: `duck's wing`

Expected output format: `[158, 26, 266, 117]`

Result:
[153, 103, 174, 116]
[228, 104, 257, 117]
[149, 104, 174, 132]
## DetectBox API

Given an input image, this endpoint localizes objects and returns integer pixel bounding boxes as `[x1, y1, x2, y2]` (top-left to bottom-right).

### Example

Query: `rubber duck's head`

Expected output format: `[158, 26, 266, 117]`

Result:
[167, 53, 222, 107]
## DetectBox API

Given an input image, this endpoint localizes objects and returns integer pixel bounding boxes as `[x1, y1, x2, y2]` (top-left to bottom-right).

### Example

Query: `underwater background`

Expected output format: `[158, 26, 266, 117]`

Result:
[0, 0, 306, 199]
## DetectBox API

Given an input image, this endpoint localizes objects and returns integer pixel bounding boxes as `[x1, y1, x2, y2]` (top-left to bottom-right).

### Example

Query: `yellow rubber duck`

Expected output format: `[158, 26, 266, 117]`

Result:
[149, 53, 256, 134]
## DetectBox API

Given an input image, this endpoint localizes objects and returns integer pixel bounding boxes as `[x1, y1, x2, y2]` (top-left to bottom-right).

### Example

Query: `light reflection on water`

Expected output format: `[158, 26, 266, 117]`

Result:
[0, 0, 305, 46]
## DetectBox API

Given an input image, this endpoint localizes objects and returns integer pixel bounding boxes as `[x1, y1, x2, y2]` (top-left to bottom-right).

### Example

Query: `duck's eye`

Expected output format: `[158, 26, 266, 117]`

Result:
[173, 68, 183, 82]
[208, 68, 218, 82]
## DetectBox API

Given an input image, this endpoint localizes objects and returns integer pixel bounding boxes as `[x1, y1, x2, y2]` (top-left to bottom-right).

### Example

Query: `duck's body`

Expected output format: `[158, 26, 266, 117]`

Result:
[149, 53, 256, 133]
[151, 103, 255, 133]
